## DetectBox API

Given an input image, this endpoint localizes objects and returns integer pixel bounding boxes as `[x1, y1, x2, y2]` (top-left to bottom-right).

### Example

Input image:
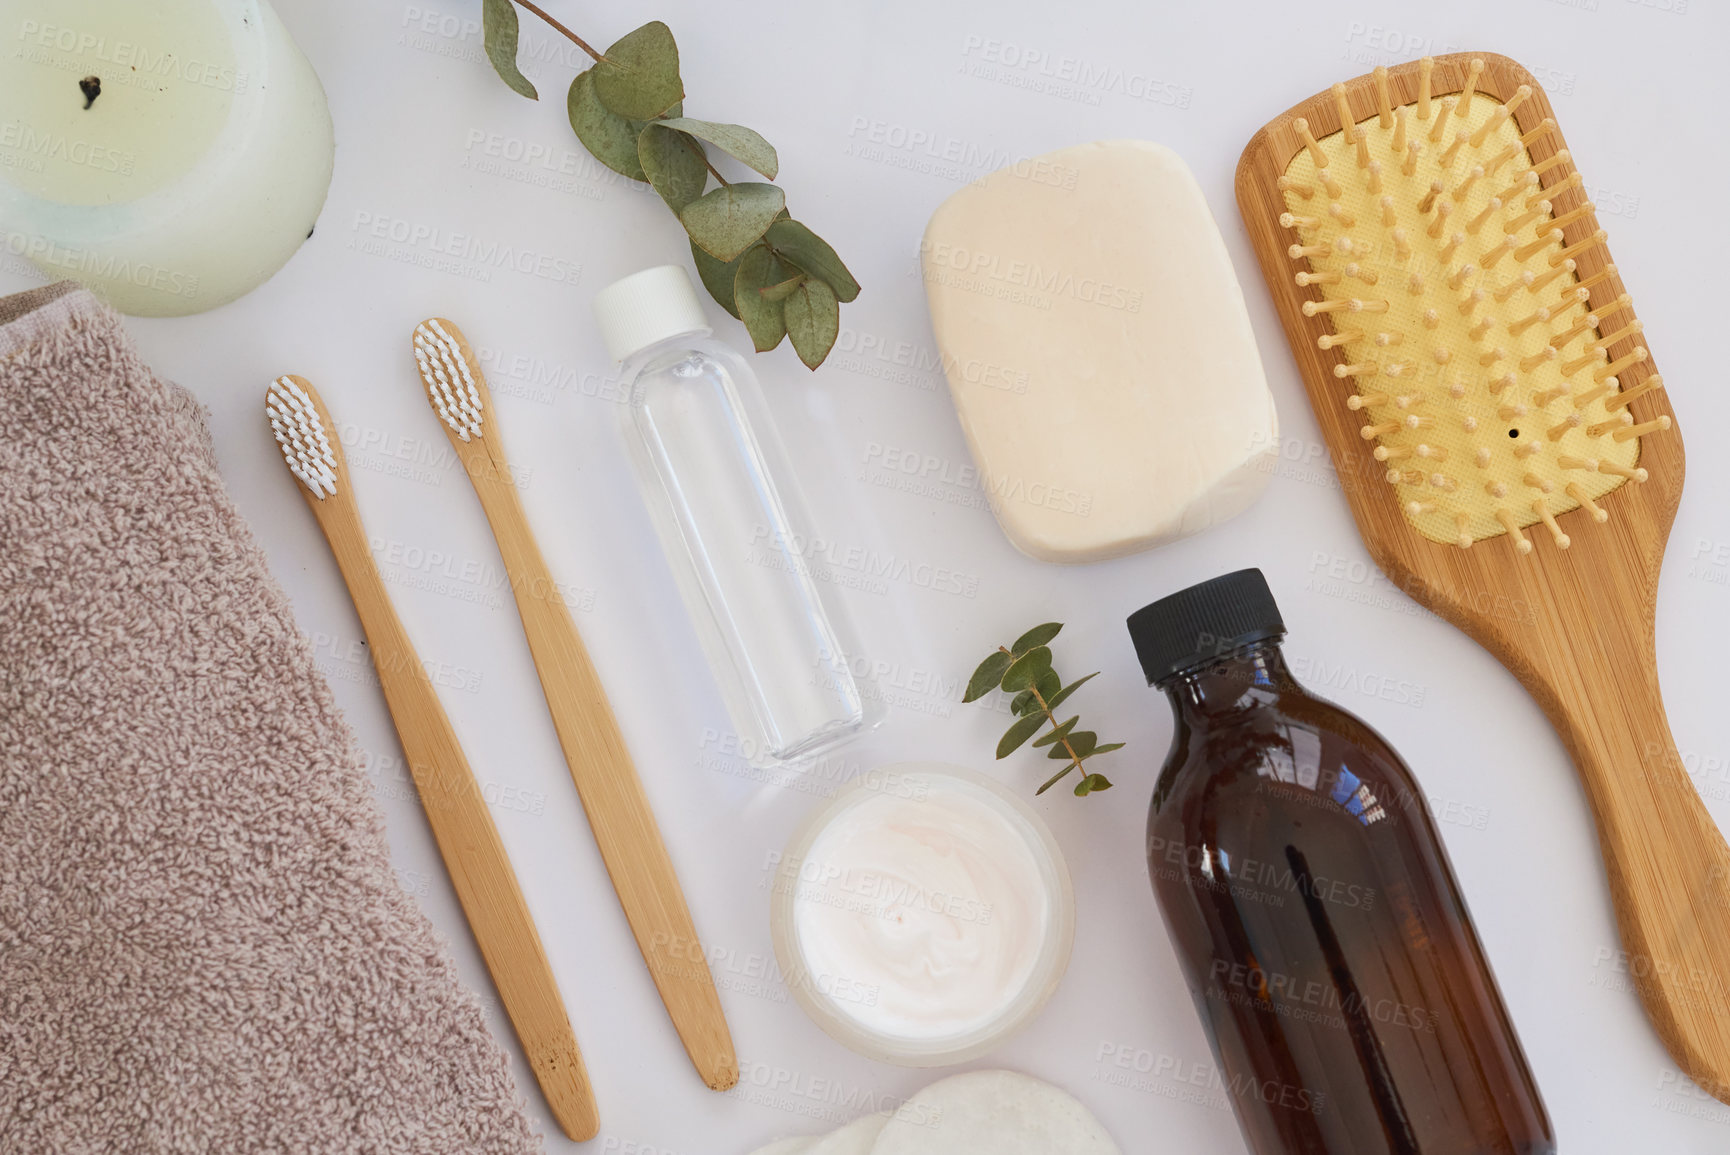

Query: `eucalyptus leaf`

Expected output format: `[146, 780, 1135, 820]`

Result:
[784, 278, 839, 370]
[765, 218, 861, 302]
[482, 0, 537, 99]
[1044, 671, 1098, 713]
[734, 245, 789, 352]
[638, 124, 710, 212]
[963, 651, 1013, 704]
[1011, 622, 1063, 654]
[760, 274, 806, 303]
[1050, 730, 1098, 759]
[593, 21, 683, 119]
[682, 182, 786, 261]
[996, 712, 1047, 759]
[476, 8, 856, 370]
[657, 117, 778, 179]
[1035, 765, 1069, 794]
[690, 242, 745, 319]
[1087, 742, 1126, 758]
[1000, 646, 1053, 693]
[1032, 715, 1080, 749]
[1074, 773, 1114, 796]
[568, 70, 645, 180]
[1008, 673, 1059, 717]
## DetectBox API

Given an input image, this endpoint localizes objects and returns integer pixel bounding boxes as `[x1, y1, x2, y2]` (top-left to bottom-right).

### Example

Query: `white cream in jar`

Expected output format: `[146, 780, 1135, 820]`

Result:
[771, 763, 1074, 1065]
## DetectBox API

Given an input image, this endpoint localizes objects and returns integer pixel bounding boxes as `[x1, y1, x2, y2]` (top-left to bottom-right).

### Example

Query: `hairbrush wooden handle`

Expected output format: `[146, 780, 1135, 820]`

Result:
[1524, 594, 1730, 1100]
[283, 381, 599, 1141]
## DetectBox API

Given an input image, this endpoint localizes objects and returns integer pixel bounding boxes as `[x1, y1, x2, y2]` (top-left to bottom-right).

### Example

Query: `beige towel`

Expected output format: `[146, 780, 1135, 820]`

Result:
[0, 284, 542, 1153]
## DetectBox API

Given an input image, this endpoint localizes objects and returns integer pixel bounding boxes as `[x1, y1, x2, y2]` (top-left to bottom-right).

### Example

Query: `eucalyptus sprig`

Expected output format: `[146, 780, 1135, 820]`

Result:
[480, 1, 860, 369]
[963, 623, 1124, 798]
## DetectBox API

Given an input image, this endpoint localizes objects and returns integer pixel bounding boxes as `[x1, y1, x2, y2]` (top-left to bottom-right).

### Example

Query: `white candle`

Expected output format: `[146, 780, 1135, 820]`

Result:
[0, 0, 333, 315]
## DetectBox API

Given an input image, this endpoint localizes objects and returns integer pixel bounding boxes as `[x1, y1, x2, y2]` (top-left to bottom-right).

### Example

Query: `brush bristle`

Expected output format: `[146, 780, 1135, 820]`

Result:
[1279, 60, 1667, 552]
[412, 319, 484, 442]
[265, 376, 339, 500]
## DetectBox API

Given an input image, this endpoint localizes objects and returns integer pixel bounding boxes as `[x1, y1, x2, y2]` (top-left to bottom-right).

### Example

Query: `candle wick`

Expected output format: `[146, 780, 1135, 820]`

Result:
[79, 76, 101, 110]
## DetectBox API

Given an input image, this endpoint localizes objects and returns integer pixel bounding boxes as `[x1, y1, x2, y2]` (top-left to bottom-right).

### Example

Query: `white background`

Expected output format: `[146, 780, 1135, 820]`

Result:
[6, 0, 1728, 1150]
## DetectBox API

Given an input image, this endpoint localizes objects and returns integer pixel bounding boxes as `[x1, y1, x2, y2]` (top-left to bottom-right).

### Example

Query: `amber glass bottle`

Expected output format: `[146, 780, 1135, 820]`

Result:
[1126, 569, 1553, 1155]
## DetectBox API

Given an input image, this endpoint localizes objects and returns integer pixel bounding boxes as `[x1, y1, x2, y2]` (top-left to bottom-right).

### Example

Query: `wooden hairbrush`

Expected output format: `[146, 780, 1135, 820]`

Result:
[1237, 54, 1730, 1099]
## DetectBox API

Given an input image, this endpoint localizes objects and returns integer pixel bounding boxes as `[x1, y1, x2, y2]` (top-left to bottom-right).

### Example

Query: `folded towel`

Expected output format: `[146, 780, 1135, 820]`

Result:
[0, 285, 542, 1154]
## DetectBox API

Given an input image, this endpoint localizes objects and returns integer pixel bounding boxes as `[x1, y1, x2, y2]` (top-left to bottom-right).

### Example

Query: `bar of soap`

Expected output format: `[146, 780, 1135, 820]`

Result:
[921, 140, 1277, 563]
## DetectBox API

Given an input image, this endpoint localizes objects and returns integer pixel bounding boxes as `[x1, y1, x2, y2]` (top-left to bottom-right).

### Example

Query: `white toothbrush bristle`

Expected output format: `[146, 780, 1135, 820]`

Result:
[412, 320, 484, 442]
[265, 376, 339, 500]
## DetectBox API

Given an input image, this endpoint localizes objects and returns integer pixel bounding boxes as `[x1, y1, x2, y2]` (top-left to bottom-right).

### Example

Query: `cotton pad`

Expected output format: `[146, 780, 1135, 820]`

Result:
[745, 1139, 813, 1155]
[868, 1069, 1120, 1155]
[808, 1114, 886, 1153]
[921, 140, 1277, 563]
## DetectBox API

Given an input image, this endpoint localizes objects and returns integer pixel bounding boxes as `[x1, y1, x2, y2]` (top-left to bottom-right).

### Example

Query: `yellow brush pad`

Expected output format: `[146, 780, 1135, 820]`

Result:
[1281, 93, 1638, 547]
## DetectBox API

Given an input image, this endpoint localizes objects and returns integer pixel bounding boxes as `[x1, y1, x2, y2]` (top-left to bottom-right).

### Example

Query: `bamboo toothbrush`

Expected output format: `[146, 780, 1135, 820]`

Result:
[264, 375, 599, 1140]
[1237, 54, 1730, 1100]
[409, 318, 738, 1091]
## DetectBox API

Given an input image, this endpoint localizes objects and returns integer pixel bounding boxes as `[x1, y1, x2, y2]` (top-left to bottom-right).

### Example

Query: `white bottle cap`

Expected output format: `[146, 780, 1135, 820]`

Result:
[591, 264, 713, 362]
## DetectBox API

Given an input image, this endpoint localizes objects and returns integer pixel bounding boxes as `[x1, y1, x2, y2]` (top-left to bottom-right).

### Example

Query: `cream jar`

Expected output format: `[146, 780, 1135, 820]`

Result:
[770, 762, 1074, 1065]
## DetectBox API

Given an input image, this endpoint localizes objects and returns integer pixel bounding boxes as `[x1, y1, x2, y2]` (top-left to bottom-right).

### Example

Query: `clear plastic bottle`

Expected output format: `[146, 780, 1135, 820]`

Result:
[1125, 568, 1553, 1155]
[593, 265, 866, 768]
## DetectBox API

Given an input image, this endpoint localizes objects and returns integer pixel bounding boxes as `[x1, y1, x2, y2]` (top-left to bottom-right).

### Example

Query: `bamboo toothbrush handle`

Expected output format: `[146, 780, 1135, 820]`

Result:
[469, 471, 738, 1091]
[1536, 603, 1730, 1095]
[311, 495, 600, 1141]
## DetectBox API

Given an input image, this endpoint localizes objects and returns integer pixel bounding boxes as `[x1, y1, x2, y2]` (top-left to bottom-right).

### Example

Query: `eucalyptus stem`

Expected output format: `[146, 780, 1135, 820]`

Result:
[683, 136, 731, 187]
[963, 622, 1121, 798]
[701, 155, 733, 187]
[511, 0, 603, 61]
[1010, 655, 1090, 794]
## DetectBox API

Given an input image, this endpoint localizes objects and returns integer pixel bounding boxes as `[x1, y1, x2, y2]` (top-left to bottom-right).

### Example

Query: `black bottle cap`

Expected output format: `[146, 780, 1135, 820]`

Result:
[1126, 568, 1286, 685]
